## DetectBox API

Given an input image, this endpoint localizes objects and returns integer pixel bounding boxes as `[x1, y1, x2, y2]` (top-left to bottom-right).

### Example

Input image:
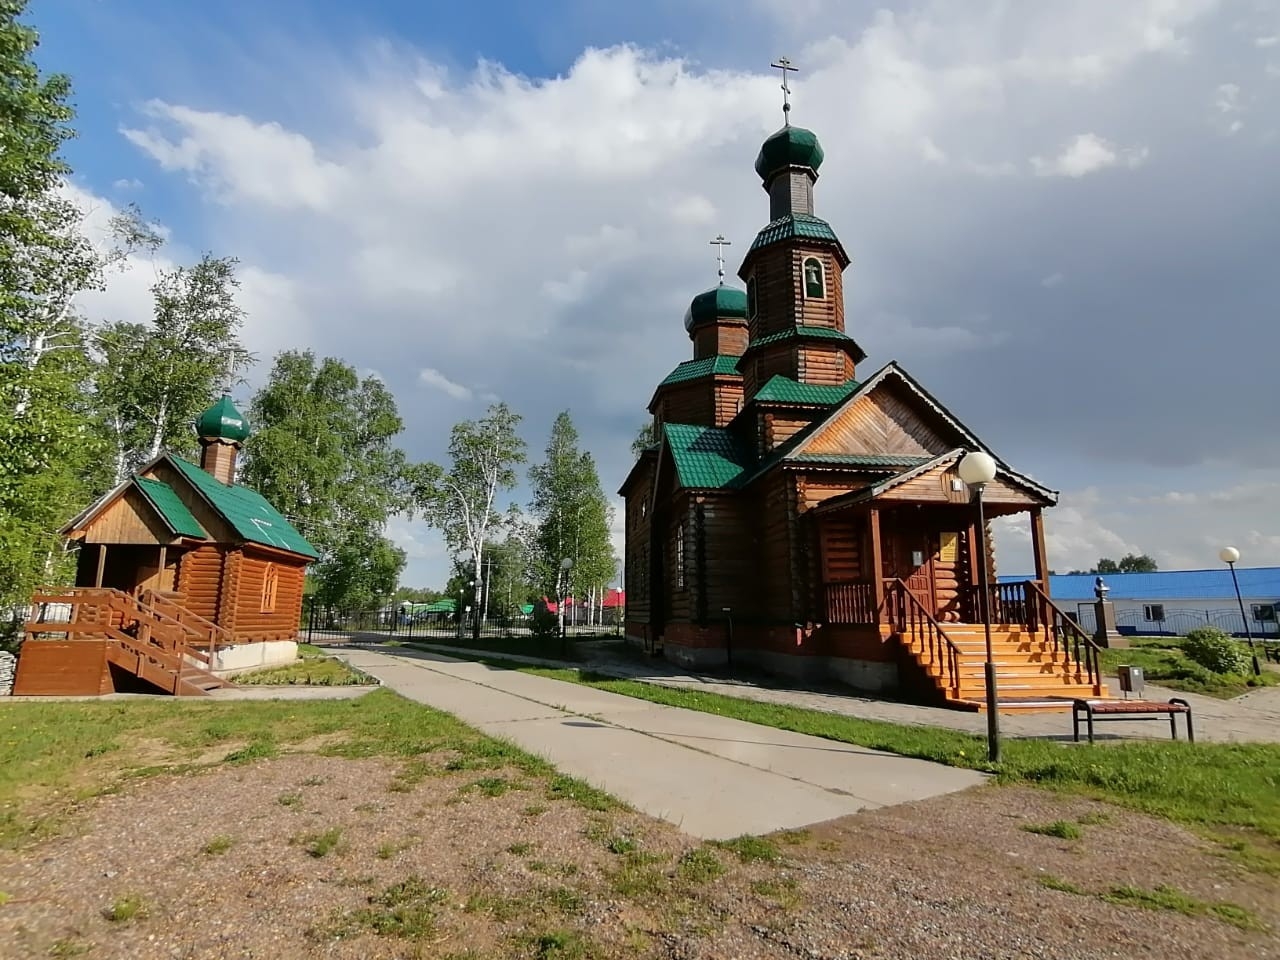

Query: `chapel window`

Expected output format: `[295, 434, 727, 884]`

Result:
[261, 563, 279, 613]
[803, 257, 825, 299]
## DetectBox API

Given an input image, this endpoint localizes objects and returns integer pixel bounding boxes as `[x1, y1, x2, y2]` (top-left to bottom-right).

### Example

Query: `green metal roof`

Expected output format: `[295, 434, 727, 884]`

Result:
[169, 456, 320, 559]
[749, 214, 841, 253]
[750, 325, 856, 349]
[751, 375, 860, 405]
[788, 453, 934, 467]
[658, 354, 742, 387]
[663, 423, 750, 490]
[195, 395, 251, 443]
[684, 285, 748, 332]
[134, 477, 207, 539]
[755, 126, 824, 181]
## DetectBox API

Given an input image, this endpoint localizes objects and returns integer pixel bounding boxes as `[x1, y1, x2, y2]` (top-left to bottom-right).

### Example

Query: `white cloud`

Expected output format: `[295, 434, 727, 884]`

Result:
[417, 367, 474, 400]
[1041, 271, 1065, 287]
[1030, 132, 1149, 177]
[1256, 36, 1279, 48]
[112, 177, 143, 190]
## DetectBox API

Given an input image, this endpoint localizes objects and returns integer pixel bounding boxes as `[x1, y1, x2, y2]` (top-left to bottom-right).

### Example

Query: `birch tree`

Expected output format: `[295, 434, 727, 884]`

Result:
[94, 254, 253, 478]
[412, 403, 526, 636]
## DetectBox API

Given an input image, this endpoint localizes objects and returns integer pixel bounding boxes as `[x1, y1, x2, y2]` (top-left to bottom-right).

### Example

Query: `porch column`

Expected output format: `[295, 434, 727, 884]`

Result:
[869, 507, 884, 617]
[1029, 508, 1049, 591]
[94, 544, 107, 588]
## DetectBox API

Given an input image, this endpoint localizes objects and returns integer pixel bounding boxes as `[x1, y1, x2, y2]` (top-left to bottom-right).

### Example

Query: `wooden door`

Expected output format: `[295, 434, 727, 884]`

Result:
[885, 515, 939, 617]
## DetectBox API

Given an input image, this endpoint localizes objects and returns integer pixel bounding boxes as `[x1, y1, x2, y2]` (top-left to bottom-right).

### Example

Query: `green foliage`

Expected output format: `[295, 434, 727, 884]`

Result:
[242, 351, 409, 609]
[1091, 554, 1157, 575]
[411, 403, 526, 622]
[95, 253, 252, 476]
[1021, 820, 1082, 840]
[527, 411, 617, 617]
[630, 419, 658, 459]
[1183, 627, 1252, 675]
[714, 835, 780, 863]
[676, 847, 725, 884]
[102, 894, 147, 923]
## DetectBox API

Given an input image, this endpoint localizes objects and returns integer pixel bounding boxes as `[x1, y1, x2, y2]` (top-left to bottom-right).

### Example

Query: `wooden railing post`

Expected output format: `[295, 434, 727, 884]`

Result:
[869, 508, 884, 622]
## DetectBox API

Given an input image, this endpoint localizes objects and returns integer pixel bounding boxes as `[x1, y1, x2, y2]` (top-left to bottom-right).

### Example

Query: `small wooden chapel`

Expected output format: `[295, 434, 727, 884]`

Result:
[620, 77, 1105, 710]
[13, 396, 319, 696]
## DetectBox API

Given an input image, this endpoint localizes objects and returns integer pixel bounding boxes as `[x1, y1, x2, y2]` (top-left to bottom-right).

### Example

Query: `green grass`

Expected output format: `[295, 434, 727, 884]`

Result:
[713, 835, 781, 864]
[319, 876, 449, 941]
[102, 894, 146, 923]
[48, 938, 91, 958]
[1021, 820, 1082, 840]
[295, 827, 345, 858]
[0, 688, 624, 850]
[468, 659, 1280, 840]
[520, 929, 596, 959]
[1101, 884, 1264, 930]
[232, 654, 375, 686]
[676, 847, 726, 884]
[202, 835, 234, 855]
[1100, 637, 1280, 699]
[1038, 874, 1086, 895]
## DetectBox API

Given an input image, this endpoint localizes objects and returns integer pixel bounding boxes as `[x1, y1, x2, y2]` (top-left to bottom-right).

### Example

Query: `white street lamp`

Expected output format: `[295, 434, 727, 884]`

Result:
[1219, 546, 1260, 676]
[958, 450, 1000, 763]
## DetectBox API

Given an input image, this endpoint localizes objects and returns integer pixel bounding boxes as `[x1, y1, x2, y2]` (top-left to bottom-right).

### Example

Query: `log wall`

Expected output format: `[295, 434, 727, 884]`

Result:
[231, 550, 308, 641]
[176, 545, 225, 623]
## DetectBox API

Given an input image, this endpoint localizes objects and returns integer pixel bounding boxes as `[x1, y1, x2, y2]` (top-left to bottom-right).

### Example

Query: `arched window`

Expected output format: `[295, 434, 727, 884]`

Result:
[746, 275, 757, 319]
[260, 562, 279, 613]
[803, 257, 825, 299]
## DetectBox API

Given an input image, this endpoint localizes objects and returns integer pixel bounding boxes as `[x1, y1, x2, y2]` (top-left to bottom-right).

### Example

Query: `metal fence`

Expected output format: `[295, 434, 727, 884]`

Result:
[1073, 603, 1280, 639]
[303, 599, 622, 645]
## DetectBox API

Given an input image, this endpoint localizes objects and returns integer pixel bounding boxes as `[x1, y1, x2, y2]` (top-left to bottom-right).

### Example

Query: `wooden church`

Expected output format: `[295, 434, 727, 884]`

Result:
[13, 397, 318, 697]
[620, 97, 1105, 710]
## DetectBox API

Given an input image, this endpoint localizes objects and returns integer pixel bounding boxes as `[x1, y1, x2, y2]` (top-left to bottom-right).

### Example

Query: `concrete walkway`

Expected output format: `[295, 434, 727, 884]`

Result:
[337, 647, 986, 840]
[366, 638, 1280, 744]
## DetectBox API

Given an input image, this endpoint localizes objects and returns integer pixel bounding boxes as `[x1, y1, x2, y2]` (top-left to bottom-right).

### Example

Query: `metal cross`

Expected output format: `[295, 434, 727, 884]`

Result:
[771, 57, 798, 124]
[709, 234, 732, 284]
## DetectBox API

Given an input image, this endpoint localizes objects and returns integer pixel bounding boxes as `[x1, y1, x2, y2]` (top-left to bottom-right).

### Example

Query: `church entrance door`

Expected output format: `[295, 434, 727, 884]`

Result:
[882, 512, 940, 619]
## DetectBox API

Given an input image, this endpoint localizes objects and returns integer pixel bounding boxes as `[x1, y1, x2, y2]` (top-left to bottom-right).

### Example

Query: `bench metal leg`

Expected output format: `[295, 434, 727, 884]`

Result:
[1170, 698, 1193, 743]
[1087, 709, 1095, 744]
[1169, 712, 1177, 741]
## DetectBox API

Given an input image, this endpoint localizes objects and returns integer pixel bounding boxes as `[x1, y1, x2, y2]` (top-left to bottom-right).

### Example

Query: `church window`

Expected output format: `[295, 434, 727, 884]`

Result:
[746, 275, 757, 319]
[676, 523, 685, 589]
[261, 563, 279, 614]
[803, 257, 825, 299]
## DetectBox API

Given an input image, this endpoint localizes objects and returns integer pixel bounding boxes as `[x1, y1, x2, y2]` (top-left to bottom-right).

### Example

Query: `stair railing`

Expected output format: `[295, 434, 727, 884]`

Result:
[1023, 580, 1102, 688]
[136, 588, 232, 667]
[883, 578, 962, 695]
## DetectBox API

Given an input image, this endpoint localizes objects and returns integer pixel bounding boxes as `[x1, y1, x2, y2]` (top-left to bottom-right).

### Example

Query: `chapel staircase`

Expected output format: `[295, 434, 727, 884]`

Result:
[886, 579, 1106, 711]
[17, 587, 235, 697]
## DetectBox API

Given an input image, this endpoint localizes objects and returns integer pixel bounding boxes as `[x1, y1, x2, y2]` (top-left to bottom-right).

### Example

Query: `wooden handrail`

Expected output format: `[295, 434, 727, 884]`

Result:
[884, 578, 963, 694]
[1023, 580, 1102, 688]
[136, 588, 231, 661]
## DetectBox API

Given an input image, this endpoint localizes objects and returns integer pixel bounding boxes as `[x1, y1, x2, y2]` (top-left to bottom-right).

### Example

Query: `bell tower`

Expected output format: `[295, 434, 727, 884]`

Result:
[736, 58, 865, 403]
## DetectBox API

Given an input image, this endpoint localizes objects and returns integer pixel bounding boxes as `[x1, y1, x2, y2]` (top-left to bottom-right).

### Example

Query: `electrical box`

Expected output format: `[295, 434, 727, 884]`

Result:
[1117, 664, 1144, 698]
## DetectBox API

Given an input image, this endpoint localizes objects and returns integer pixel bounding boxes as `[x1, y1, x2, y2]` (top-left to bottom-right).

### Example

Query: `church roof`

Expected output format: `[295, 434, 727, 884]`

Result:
[751, 375, 860, 405]
[658, 355, 742, 387]
[683, 285, 749, 332]
[737, 325, 868, 366]
[134, 476, 207, 539]
[169, 456, 319, 558]
[661, 423, 750, 490]
[754, 125, 824, 181]
[746, 214, 850, 266]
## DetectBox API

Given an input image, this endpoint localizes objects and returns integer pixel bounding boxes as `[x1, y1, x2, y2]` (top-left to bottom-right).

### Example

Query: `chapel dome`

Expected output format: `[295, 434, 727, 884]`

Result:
[754, 125, 824, 182]
[683, 284, 749, 332]
[195, 395, 251, 443]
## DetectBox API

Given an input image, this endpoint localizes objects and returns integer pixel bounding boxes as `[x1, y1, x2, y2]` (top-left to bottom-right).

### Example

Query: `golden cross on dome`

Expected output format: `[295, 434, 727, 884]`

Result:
[770, 56, 798, 125]
[709, 234, 732, 285]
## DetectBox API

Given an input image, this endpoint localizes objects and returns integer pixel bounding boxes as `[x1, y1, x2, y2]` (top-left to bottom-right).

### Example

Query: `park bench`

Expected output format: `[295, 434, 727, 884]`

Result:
[1072, 698, 1194, 745]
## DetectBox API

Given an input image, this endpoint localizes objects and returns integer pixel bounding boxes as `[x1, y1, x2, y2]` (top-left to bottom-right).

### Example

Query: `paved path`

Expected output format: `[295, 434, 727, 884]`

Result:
[369, 639, 1280, 744]
[337, 647, 987, 840]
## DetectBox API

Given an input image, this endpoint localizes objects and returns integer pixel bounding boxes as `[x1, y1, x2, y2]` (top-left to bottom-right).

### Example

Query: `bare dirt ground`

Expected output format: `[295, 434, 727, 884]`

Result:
[1, 754, 1275, 960]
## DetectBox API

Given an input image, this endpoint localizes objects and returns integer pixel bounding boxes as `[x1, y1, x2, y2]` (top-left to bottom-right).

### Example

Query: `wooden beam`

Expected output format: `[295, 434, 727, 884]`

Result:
[94, 544, 106, 588]
[965, 518, 979, 622]
[1030, 507, 1049, 591]
[869, 507, 884, 619]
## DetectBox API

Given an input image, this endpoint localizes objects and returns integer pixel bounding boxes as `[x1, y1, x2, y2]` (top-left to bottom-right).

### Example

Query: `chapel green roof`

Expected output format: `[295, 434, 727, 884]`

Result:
[749, 213, 841, 253]
[662, 423, 750, 490]
[659, 354, 742, 387]
[196, 395, 251, 443]
[134, 476, 207, 539]
[736, 326, 867, 368]
[683, 285, 749, 332]
[169, 456, 320, 558]
[754, 125, 824, 182]
[752, 375, 861, 405]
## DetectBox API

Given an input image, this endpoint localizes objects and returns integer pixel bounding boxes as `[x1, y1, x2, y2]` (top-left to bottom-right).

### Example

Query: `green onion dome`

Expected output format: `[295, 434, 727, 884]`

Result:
[683, 285, 749, 332]
[754, 125, 824, 182]
[195, 395, 250, 443]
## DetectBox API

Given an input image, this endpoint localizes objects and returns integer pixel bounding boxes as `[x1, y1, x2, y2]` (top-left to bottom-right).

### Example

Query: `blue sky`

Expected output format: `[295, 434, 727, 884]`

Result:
[32, 0, 1280, 588]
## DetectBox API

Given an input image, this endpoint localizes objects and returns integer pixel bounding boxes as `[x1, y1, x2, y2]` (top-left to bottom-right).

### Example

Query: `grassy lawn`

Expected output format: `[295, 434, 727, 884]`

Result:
[453, 658, 1280, 842]
[1100, 636, 1280, 699]
[0, 688, 615, 850]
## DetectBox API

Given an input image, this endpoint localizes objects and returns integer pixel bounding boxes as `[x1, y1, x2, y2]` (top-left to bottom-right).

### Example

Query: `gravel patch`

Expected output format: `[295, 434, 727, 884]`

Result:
[0, 757, 1274, 959]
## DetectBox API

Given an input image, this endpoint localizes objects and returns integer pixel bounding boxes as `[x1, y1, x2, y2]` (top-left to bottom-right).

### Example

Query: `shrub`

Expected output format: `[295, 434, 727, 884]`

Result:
[529, 605, 559, 642]
[1183, 627, 1251, 675]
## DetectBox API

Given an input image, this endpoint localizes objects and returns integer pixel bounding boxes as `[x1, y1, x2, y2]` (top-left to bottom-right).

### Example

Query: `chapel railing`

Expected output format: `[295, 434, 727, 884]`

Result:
[823, 582, 877, 624]
[1023, 580, 1103, 688]
[883, 578, 962, 694]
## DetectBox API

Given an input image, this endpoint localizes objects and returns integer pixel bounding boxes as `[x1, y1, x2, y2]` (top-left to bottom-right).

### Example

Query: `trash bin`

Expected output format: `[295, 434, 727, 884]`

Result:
[1117, 664, 1144, 698]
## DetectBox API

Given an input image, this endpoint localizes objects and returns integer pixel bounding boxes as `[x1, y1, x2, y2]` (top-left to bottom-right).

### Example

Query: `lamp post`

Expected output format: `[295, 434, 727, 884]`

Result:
[1219, 546, 1261, 676]
[958, 450, 1000, 763]
[557, 557, 573, 656]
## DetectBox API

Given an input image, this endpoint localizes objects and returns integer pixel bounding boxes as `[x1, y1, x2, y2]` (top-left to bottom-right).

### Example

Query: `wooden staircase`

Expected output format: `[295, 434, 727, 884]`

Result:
[886, 579, 1105, 712]
[17, 587, 235, 697]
